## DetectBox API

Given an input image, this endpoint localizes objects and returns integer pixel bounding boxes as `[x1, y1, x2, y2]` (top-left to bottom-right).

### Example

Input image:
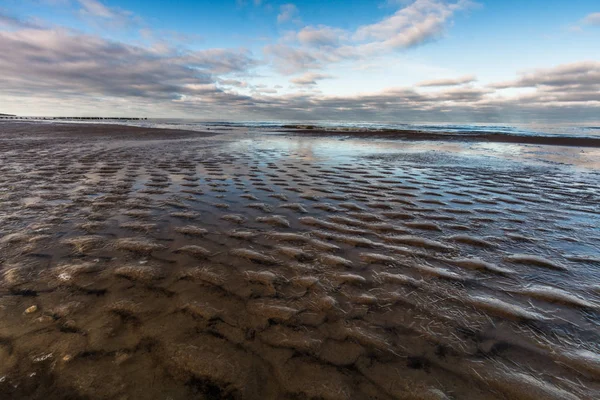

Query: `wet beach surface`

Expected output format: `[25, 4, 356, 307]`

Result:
[1, 121, 599, 399]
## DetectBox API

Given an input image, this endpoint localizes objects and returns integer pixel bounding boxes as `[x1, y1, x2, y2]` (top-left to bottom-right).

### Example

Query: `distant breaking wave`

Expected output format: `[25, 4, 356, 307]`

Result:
[21, 118, 600, 139]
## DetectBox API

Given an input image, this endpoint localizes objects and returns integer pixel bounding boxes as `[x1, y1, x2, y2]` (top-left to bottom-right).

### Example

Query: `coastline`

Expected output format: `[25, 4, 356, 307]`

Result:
[279, 127, 600, 147]
[0, 120, 214, 140]
[4, 119, 600, 148]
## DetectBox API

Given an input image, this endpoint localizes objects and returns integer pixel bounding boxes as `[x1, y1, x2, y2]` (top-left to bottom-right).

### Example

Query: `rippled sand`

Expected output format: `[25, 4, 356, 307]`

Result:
[1, 122, 599, 399]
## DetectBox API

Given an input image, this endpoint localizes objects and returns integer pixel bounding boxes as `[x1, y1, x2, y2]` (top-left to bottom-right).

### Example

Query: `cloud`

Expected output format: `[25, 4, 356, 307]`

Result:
[186, 48, 258, 74]
[236, 0, 264, 7]
[570, 12, 600, 31]
[218, 79, 248, 88]
[252, 86, 278, 94]
[354, 0, 475, 50]
[417, 75, 476, 87]
[488, 62, 600, 109]
[0, 11, 41, 29]
[0, 9, 598, 123]
[296, 26, 344, 47]
[266, 0, 476, 74]
[582, 12, 600, 26]
[144, 61, 600, 122]
[263, 44, 322, 73]
[72, 0, 141, 30]
[21, 0, 141, 31]
[0, 27, 256, 102]
[491, 62, 600, 90]
[225, 74, 596, 123]
[290, 72, 333, 85]
[265, 43, 359, 74]
[277, 4, 298, 24]
[77, 0, 117, 18]
[139, 28, 203, 51]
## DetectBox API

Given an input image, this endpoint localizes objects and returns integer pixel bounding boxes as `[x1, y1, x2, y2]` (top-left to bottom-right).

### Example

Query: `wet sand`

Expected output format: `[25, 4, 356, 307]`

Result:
[282, 127, 600, 147]
[1, 121, 599, 399]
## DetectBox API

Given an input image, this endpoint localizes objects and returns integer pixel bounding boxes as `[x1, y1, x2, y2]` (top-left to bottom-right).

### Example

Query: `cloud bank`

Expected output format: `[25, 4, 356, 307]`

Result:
[0, 27, 255, 102]
[0, 1, 598, 123]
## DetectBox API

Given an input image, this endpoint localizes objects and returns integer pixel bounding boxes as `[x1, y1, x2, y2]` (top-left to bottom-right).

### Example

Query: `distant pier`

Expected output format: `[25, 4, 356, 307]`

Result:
[0, 116, 148, 120]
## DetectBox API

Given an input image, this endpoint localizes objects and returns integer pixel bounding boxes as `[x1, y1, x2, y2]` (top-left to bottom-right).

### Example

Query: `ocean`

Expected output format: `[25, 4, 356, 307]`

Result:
[21, 118, 600, 139]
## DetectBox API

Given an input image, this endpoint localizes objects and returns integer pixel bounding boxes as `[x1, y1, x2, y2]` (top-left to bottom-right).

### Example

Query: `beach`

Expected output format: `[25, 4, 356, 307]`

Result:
[1, 121, 599, 399]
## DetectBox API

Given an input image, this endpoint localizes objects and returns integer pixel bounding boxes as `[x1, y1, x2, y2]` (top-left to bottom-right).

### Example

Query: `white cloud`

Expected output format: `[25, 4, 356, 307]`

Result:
[582, 12, 600, 26]
[296, 26, 345, 47]
[73, 0, 141, 30]
[263, 44, 322, 73]
[290, 72, 333, 85]
[570, 12, 600, 31]
[77, 0, 116, 18]
[417, 75, 476, 87]
[266, 0, 476, 74]
[277, 4, 298, 24]
[354, 0, 474, 50]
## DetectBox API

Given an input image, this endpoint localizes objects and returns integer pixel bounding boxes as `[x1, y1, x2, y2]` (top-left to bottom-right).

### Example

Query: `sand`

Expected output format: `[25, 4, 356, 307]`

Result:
[0, 121, 599, 399]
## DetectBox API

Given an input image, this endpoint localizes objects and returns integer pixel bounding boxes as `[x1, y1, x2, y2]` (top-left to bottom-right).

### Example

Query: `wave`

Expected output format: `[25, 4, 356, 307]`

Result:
[17, 117, 600, 139]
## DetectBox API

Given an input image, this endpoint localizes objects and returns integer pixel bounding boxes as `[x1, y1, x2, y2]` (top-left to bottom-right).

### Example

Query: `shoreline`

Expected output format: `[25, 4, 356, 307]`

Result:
[0, 120, 214, 140]
[4, 119, 600, 148]
[280, 128, 600, 147]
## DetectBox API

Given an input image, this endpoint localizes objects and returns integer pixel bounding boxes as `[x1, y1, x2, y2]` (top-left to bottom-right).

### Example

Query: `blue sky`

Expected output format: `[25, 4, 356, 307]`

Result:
[0, 0, 599, 122]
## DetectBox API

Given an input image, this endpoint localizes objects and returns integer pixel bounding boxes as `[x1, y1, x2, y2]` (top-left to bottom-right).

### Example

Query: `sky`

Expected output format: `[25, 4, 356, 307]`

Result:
[0, 0, 599, 123]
